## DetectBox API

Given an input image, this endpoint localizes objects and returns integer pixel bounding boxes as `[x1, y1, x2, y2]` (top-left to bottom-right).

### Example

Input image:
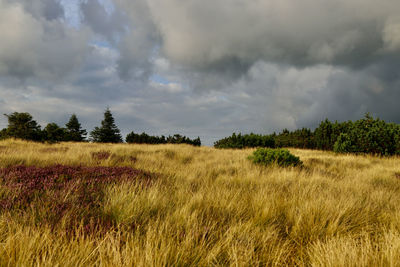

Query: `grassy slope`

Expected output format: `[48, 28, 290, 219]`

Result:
[1, 139, 400, 266]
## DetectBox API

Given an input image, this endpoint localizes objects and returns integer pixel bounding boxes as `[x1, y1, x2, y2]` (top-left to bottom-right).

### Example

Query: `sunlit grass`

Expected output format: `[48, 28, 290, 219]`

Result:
[0, 138, 400, 265]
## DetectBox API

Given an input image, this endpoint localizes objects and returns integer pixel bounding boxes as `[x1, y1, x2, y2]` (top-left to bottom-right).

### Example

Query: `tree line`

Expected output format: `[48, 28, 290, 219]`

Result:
[126, 132, 201, 146]
[0, 109, 201, 146]
[214, 114, 400, 156]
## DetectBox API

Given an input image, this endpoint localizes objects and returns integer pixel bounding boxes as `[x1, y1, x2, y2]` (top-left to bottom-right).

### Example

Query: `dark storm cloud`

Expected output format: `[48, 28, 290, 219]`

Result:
[111, 0, 400, 129]
[141, 0, 400, 70]
[1, 0, 400, 145]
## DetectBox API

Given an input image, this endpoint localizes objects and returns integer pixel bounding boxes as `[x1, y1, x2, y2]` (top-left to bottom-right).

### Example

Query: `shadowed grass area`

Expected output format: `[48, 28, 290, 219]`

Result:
[0, 165, 156, 235]
[0, 139, 400, 265]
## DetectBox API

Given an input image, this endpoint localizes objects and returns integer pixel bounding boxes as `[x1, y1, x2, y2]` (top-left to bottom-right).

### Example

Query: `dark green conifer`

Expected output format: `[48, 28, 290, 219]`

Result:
[90, 108, 122, 143]
[65, 114, 87, 142]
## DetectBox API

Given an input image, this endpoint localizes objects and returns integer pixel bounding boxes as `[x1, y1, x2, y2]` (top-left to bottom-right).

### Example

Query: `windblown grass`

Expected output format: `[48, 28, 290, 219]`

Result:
[0, 138, 400, 266]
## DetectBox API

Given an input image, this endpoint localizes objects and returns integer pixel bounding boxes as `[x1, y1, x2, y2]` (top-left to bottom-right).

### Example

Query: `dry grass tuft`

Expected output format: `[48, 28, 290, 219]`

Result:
[0, 139, 400, 265]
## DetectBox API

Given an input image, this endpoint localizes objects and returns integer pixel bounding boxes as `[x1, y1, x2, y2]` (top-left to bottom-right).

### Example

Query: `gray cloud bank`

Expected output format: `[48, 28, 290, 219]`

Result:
[0, 0, 400, 145]
[146, 0, 400, 68]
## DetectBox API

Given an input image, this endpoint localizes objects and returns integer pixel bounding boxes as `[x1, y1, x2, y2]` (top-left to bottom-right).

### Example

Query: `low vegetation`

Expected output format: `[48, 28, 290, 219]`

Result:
[0, 165, 154, 235]
[1, 139, 400, 265]
[213, 133, 275, 149]
[126, 132, 201, 146]
[215, 114, 400, 156]
[249, 148, 302, 167]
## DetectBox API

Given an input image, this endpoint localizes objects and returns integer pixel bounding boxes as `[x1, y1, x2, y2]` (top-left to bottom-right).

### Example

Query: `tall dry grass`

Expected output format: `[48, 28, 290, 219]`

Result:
[0, 139, 400, 266]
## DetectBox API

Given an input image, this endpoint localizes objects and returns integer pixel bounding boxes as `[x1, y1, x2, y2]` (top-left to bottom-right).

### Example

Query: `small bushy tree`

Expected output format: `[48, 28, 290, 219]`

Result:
[0, 128, 7, 140]
[249, 148, 302, 167]
[90, 108, 122, 143]
[333, 133, 353, 153]
[396, 134, 400, 155]
[3, 112, 42, 141]
[44, 123, 66, 143]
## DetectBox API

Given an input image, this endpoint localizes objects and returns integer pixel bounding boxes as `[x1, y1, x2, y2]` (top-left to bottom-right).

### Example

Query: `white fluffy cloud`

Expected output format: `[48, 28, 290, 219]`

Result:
[0, 0, 89, 80]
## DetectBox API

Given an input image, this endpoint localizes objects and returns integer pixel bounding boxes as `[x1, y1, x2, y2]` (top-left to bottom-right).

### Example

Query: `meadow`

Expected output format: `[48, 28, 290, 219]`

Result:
[0, 139, 400, 266]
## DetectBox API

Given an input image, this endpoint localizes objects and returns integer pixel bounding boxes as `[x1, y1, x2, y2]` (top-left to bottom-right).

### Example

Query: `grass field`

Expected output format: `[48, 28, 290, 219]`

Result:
[1, 139, 400, 266]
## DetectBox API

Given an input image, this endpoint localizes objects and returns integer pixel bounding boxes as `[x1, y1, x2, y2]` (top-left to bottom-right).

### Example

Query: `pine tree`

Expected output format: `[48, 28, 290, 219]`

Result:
[65, 114, 87, 141]
[90, 108, 122, 143]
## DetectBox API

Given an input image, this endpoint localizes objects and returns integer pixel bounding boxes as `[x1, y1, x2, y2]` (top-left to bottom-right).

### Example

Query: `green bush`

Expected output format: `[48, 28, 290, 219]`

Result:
[396, 135, 400, 155]
[249, 148, 302, 167]
[333, 133, 353, 153]
[333, 114, 400, 155]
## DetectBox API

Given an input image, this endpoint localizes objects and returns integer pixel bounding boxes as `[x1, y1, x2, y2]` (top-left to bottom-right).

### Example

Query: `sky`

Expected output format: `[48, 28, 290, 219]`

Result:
[0, 0, 400, 145]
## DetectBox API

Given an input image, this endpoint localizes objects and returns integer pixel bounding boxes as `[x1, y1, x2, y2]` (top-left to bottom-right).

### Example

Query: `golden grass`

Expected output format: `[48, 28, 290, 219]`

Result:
[1, 138, 400, 266]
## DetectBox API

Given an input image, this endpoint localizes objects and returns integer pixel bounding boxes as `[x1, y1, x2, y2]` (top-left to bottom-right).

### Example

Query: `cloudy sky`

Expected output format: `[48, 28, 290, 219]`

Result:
[1, 0, 400, 145]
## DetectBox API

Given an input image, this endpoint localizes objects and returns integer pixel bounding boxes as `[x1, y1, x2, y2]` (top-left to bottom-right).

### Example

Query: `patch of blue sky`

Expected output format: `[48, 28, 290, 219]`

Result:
[60, 0, 114, 28]
[90, 39, 112, 49]
[59, 0, 81, 28]
[217, 95, 230, 102]
[150, 45, 162, 60]
[150, 74, 171, 85]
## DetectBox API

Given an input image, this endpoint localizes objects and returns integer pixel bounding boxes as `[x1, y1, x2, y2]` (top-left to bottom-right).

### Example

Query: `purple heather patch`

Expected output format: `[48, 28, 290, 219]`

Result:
[91, 151, 111, 160]
[0, 165, 156, 235]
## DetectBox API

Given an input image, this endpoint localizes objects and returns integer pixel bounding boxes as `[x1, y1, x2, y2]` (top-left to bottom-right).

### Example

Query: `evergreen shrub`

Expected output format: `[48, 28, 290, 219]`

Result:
[249, 148, 302, 167]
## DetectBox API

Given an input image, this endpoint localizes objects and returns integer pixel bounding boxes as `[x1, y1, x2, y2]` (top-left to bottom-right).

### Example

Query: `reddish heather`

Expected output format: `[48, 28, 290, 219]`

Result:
[0, 165, 155, 234]
[39, 147, 69, 153]
[91, 151, 111, 160]
[129, 156, 138, 163]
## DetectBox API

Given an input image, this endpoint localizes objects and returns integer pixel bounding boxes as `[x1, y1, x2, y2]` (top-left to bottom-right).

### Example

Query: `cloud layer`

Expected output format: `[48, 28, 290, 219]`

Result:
[145, 0, 400, 68]
[0, 0, 89, 80]
[0, 0, 400, 145]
